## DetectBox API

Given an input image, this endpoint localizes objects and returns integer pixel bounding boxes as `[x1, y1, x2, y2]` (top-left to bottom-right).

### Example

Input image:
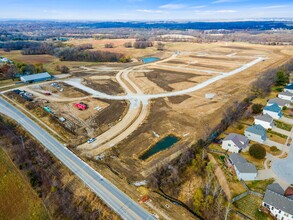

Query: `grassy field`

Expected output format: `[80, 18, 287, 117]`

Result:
[246, 179, 275, 194]
[0, 147, 49, 220]
[234, 194, 270, 220]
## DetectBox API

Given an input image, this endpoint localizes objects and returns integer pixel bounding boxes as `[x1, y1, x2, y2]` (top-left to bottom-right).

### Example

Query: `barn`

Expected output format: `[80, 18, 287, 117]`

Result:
[20, 72, 52, 83]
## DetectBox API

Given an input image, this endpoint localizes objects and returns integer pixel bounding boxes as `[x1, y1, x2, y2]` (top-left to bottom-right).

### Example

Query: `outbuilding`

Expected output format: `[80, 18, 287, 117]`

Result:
[20, 72, 52, 83]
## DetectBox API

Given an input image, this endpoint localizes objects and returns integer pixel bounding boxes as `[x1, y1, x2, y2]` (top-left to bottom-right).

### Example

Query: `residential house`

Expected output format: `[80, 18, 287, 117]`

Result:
[245, 124, 267, 143]
[262, 183, 293, 220]
[254, 114, 274, 130]
[20, 72, 52, 83]
[228, 153, 257, 180]
[284, 84, 293, 93]
[278, 91, 293, 102]
[267, 98, 290, 108]
[263, 103, 282, 119]
[222, 133, 249, 153]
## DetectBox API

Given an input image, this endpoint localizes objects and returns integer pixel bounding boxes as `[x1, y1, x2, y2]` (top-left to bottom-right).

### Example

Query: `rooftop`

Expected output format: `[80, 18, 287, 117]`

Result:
[229, 153, 257, 174]
[223, 133, 249, 149]
[20, 72, 51, 81]
[285, 84, 293, 90]
[263, 103, 281, 113]
[268, 98, 290, 106]
[255, 114, 273, 123]
[279, 91, 293, 96]
[245, 124, 266, 136]
[263, 183, 293, 215]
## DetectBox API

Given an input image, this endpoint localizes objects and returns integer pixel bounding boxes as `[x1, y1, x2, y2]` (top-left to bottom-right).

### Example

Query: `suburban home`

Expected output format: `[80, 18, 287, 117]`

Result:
[267, 98, 290, 108]
[222, 133, 249, 153]
[263, 103, 282, 119]
[278, 91, 293, 102]
[254, 114, 274, 130]
[20, 72, 52, 83]
[284, 84, 293, 93]
[245, 124, 267, 143]
[227, 153, 257, 180]
[262, 183, 293, 220]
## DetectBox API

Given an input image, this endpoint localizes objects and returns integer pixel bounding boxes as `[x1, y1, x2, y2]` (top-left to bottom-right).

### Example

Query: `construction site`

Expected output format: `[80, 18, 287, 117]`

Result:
[2, 41, 293, 219]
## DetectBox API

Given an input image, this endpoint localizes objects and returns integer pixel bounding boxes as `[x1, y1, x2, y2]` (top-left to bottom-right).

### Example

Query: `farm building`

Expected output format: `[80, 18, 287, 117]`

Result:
[254, 114, 274, 129]
[245, 124, 267, 144]
[20, 72, 52, 83]
[222, 133, 249, 153]
[228, 153, 257, 181]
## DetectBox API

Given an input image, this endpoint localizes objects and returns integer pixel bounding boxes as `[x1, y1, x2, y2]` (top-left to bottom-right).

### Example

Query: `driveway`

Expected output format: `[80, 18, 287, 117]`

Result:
[271, 127, 291, 137]
[271, 144, 293, 184]
[280, 116, 293, 124]
[264, 139, 284, 150]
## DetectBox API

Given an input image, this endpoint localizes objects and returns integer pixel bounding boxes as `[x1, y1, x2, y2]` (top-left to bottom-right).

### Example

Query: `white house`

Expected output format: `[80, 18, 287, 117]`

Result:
[263, 103, 282, 119]
[262, 183, 293, 220]
[278, 91, 293, 102]
[254, 114, 274, 130]
[222, 133, 249, 153]
[284, 84, 293, 93]
[267, 98, 290, 108]
[228, 153, 257, 181]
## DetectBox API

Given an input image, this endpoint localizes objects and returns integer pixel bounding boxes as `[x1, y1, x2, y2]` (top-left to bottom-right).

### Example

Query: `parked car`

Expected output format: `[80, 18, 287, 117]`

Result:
[87, 138, 96, 144]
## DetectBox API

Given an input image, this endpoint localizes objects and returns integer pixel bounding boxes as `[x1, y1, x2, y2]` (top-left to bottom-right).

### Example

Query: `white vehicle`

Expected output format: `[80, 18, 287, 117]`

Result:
[87, 138, 96, 143]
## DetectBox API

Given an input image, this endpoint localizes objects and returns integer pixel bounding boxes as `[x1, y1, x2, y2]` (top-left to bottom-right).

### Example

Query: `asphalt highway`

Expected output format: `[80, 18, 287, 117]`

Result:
[0, 97, 155, 220]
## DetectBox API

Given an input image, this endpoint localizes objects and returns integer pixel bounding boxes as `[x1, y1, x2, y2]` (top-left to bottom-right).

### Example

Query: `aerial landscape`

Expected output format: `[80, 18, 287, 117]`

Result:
[1, 0, 293, 220]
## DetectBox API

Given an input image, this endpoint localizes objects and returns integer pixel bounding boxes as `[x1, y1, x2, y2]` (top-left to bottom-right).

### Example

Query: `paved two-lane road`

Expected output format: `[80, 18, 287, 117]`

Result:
[0, 97, 155, 220]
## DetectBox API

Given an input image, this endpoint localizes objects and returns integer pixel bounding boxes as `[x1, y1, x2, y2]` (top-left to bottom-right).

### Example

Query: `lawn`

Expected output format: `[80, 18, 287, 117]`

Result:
[234, 194, 270, 220]
[245, 179, 275, 194]
[241, 151, 265, 169]
[0, 147, 49, 220]
[267, 130, 287, 144]
[274, 120, 292, 131]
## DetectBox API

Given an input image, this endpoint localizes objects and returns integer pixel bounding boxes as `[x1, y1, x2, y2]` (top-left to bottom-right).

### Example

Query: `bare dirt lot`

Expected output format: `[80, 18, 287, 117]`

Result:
[82, 78, 125, 95]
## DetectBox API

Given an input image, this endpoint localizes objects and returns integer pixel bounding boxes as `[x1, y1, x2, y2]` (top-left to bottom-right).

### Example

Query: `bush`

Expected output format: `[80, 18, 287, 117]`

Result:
[283, 106, 288, 110]
[249, 144, 266, 159]
[237, 124, 244, 130]
[252, 104, 263, 114]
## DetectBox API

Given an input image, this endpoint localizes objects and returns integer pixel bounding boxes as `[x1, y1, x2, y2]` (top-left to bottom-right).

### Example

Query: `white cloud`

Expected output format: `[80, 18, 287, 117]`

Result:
[159, 4, 186, 9]
[194, 9, 237, 13]
[136, 9, 163, 13]
[264, 5, 287, 9]
[213, 0, 240, 3]
[190, 5, 207, 9]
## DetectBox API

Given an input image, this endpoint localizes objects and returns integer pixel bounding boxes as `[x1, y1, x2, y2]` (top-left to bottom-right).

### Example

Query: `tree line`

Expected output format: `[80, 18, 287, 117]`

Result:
[21, 42, 128, 62]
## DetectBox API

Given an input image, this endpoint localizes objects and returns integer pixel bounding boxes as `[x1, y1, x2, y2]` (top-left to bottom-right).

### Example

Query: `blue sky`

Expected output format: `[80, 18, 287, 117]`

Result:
[1, 0, 293, 20]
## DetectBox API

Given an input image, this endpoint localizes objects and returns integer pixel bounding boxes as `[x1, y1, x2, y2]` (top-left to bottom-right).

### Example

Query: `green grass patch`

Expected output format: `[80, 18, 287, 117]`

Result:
[234, 194, 269, 220]
[245, 179, 275, 194]
[0, 148, 49, 220]
[267, 130, 287, 139]
[274, 120, 292, 131]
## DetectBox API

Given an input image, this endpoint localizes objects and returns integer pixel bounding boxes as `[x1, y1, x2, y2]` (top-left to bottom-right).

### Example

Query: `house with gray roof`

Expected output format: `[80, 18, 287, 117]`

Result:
[20, 72, 52, 83]
[263, 103, 282, 119]
[222, 133, 249, 153]
[278, 91, 293, 102]
[245, 124, 267, 143]
[228, 153, 257, 180]
[267, 98, 290, 108]
[254, 114, 274, 130]
[262, 183, 293, 220]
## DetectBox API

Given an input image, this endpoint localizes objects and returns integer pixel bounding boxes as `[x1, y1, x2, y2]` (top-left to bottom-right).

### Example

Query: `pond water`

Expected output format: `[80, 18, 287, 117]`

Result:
[139, 135, 179, 160]
[141, 57, 159, 64]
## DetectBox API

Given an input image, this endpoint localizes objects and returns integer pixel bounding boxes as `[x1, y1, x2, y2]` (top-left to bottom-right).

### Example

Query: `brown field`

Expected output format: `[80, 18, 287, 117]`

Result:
[0, 147, 49, 220]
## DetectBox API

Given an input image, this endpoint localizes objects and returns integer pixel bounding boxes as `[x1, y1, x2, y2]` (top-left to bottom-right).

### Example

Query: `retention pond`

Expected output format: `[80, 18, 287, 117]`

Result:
[140, 135, 179, 160]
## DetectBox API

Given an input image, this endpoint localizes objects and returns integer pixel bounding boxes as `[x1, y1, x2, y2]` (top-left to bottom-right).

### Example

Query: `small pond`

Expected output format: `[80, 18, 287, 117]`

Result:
[139, 135, 179, 160]
[141, 57, 159, 64]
